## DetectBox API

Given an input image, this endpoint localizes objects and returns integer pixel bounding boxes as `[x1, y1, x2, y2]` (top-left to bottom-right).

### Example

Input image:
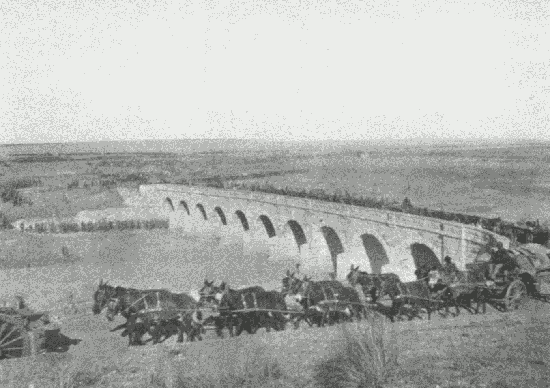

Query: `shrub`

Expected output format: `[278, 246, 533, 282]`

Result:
[313, 314, 398, 388]
[149, 344, 290, 388]
[0, 212, 12, 229]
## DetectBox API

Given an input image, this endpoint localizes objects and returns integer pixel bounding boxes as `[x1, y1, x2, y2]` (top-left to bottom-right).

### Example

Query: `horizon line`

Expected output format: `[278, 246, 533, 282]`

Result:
[2, 137, 549, 147]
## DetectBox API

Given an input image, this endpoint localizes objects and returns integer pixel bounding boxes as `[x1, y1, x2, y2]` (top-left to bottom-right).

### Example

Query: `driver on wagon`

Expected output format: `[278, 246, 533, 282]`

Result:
[427, 266, 446, 293]
[441, 256, 461, 284]
[487, 241, 519, 281]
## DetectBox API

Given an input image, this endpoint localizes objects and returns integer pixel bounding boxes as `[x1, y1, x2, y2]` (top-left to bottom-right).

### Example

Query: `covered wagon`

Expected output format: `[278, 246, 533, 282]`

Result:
[464, 243, 550, 311]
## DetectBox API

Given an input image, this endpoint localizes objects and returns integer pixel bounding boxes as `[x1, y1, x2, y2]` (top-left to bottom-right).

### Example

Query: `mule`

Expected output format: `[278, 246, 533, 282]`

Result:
[287, 275, 364, 326]
[218, 282, 286, 336]
[124, 310, 204, 346]
[198, 279, 222, 307]
[202, 314, 237, 338]
[106, 286, 199, 344]
[92, 279, 118, 316]
[346, 265, 401, 304]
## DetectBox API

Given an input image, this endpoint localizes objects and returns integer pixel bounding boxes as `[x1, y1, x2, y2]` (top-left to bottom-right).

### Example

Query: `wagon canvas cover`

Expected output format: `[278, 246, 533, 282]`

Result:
[519, 244, 550, 271]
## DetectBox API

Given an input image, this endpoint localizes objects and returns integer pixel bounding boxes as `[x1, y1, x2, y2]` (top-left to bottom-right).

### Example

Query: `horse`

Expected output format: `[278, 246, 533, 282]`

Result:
[281, 270, 316, 328]
[286, 275, 364, 326]
[197, 280, 247, 338]
[92, 279, 118, 316]
[124, 310, 205, 346]
[105, 286, 200, 344]
[202, 314, 237, 339]
[346, 265, 401, 304]
[198, 279, 222, 307]
[218, 282, 286, 336]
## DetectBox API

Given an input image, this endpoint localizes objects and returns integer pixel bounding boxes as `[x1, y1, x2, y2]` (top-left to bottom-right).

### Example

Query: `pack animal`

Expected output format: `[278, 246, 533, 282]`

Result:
[218, 282, 287, 336]
[346, 265, 401, 304]
[105, 286, 200, 344]
[286, 274, 364, 326]
[123, 310, 205, 346]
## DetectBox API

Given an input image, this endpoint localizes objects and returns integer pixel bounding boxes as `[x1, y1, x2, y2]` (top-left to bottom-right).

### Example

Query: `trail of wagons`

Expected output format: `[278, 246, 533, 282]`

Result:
[92, 243, 550, 347]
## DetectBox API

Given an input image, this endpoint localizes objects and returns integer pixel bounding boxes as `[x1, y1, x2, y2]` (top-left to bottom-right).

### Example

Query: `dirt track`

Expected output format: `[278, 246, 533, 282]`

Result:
[3, 298, 550, 387]
[2, 228, 550, 387]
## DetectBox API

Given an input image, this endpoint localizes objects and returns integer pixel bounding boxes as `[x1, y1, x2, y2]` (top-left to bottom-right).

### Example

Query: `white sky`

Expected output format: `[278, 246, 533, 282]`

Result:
[1, 0, 549, 144]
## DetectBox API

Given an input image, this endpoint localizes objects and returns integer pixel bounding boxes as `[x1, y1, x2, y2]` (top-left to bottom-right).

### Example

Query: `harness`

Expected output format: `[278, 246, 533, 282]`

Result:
[109, 291, 162, 316]
[240, 292, 258, 310]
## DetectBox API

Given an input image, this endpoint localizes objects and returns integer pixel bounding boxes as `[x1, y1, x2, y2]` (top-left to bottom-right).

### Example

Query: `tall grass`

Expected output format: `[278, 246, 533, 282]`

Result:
[313, 313, 398, 388]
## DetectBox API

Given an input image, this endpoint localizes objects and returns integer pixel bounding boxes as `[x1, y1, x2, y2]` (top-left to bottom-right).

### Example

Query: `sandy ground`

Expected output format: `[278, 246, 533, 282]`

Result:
[0, 229, 549, 387]
[2, 298, 549, 387]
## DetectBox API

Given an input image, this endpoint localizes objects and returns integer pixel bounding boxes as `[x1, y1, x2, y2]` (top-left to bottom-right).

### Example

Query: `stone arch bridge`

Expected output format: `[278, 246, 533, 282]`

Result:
[130, 185, 509, 282]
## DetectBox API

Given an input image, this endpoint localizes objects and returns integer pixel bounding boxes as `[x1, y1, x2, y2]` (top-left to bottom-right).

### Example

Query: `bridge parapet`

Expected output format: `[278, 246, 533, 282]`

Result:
[138, 184, 509, 250]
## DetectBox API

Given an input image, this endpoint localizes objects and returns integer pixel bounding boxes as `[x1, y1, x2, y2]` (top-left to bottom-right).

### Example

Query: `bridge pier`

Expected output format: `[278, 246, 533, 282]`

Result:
[136, 185, 508, 283]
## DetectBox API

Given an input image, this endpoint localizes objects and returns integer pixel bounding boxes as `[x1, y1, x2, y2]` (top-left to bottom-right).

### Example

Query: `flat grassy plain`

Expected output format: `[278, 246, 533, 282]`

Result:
[1, 140, 550, 387]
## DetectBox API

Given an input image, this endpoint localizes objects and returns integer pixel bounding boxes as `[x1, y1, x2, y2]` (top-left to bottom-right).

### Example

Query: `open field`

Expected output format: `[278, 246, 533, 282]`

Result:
[2, 140, 550, 387]
[3, 140, 550, 226]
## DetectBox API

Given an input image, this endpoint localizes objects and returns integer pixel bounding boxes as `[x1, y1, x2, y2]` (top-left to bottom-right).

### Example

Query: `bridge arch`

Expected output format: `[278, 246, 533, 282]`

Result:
[164, 197, 175, 212]
[360, 233, 390, 274]
[235, 210, 250, 231]
[287, 220, 307, 248]
[259, 215, 276, 238]
[178, 200, 190, 215]
[214, 206, 227, 225]
[320, 226, 345, 273]
[411, 243, 441, 271]
[196, 204, 207, 220]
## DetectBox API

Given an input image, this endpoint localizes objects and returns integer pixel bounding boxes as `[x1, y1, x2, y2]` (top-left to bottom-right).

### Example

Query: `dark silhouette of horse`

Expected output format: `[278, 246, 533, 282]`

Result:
[105, 286, 199, 344]
[198, 279, 222, 307]
[218, 282, 286, 336]
[124, 309, 204, 346]
[197, 279, 241, 338]
[389, 278, 460, 321]
[202, 314, 236, 338]
[346, 265, 401, 304]
[105, 287, 195, 321]
[286, 275, 364, 326]
[92, 279, 118, 315]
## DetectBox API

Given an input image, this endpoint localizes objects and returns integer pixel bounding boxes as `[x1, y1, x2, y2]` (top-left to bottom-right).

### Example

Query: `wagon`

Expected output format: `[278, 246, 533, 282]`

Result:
[393, 279, 456, 320]
[463, 243, 550, 311]
[0, 307, 50, 359]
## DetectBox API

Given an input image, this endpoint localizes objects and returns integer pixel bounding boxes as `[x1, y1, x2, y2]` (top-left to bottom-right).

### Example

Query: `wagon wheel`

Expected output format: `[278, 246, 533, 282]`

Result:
[0, 320, 32, 359]
[504, 280, 527, 312]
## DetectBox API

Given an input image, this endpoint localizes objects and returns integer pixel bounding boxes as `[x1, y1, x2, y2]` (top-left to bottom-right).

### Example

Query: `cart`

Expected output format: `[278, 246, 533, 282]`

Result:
[463, 243, 550, 312]
[0, 307, 50, 359]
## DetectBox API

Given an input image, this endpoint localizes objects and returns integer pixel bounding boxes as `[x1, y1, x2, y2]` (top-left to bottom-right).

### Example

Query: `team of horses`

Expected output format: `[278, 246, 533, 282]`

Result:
[92, 265, 489, 346]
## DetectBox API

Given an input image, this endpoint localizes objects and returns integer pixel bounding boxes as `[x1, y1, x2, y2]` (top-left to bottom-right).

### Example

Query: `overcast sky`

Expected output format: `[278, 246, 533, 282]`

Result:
[1, 0, 549, 144]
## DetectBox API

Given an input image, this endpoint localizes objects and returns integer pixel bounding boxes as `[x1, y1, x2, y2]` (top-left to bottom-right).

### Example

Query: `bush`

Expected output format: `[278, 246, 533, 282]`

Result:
[313, 314, 398, 388]
[0, 212, 12, 229]
[149, 344, 291, 388]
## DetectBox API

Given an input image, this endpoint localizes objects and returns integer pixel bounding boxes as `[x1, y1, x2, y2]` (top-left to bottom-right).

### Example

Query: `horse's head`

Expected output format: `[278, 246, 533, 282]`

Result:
[281, 270, 297, 295]
[105, 297, 121, 322]
[92, 279, 116, 315]
[346, 265, 361, 285]
[288, 275, 310, 299]
[217, 282, 232, 309]
[198, 279, 220, 305]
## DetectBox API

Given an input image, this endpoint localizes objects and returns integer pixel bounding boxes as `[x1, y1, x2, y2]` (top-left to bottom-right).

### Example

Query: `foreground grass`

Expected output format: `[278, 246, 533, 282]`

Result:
[40, 302, 550, 388]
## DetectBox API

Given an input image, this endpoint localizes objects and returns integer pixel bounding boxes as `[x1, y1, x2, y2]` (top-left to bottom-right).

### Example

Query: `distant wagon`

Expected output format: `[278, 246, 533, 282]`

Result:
[464, 243, 550, 311]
